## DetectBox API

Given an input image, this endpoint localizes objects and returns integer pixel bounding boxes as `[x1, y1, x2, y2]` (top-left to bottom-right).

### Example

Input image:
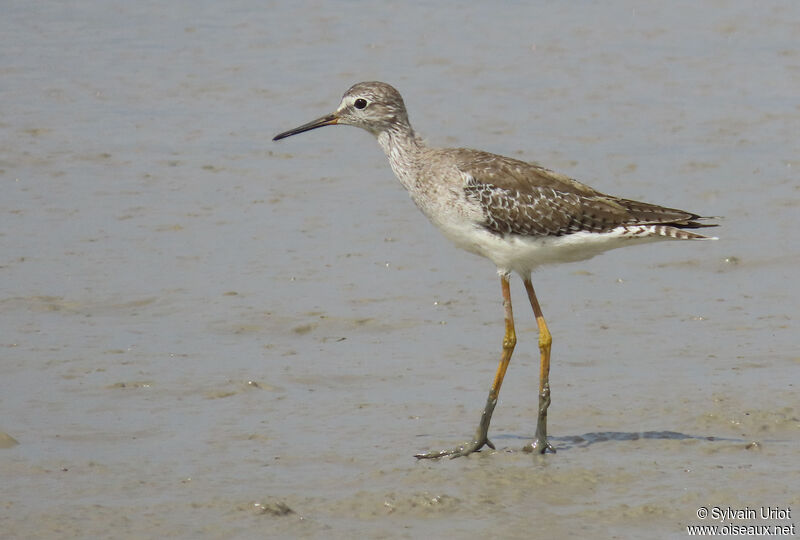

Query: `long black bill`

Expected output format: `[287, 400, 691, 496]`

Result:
[273, 113, 339, 141]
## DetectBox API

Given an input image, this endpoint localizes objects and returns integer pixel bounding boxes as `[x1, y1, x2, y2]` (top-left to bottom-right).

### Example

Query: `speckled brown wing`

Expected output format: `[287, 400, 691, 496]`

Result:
[457, 150, 709, 238]
[447, 148, 603, 197]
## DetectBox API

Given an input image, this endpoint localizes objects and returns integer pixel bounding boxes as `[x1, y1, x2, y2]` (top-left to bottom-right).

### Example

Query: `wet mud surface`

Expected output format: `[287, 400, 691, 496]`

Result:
[2, 2, 798, 538]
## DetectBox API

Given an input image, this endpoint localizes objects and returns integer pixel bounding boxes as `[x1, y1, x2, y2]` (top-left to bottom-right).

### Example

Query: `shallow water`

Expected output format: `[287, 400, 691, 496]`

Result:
[2, 2, 798, 538]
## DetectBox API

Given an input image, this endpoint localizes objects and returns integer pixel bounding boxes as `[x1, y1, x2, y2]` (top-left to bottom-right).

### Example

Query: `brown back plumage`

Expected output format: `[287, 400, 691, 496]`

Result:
[456, 149, 716, 238]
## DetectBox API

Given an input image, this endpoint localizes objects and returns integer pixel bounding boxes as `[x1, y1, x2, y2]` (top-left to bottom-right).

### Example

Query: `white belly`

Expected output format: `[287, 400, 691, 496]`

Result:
[433, 218, 669, 277]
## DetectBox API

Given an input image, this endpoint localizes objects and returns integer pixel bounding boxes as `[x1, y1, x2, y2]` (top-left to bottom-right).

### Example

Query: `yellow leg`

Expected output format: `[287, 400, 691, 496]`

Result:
[415, 274, 516, 459]
[523, 277, 556, 454]
[490, 273, 516, 400]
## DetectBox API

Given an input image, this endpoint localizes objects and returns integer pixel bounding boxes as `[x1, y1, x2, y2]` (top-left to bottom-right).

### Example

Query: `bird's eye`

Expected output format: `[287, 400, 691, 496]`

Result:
[354, 98, 368, 110]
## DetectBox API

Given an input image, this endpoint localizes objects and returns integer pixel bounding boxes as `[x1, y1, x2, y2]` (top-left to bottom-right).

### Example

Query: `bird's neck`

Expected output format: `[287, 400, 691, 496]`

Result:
[376, 123, 425, 192]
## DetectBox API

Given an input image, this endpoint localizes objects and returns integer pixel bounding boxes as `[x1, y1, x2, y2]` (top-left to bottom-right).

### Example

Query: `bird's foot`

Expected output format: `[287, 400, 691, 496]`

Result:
[522, 385, 555, 454]
[522, 436, 556, 454]
[414, 437, 495, 460]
